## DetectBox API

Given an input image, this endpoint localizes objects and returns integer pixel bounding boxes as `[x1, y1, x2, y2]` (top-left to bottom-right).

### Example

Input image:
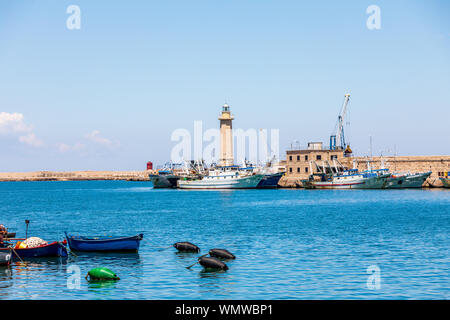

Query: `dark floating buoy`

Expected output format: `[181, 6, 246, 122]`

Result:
[173, 242, 200, 253]
[209, 248, 235, 260]
[199, 256, 228, 271]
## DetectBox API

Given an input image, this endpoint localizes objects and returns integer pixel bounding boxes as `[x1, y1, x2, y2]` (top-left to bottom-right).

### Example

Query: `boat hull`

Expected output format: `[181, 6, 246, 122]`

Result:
[65, 233, 143, 252]
[149, 174, 179, 188]
[257, 172, 284, 189]
[0, 242, 68, 259]
[178, 174, 264, 189]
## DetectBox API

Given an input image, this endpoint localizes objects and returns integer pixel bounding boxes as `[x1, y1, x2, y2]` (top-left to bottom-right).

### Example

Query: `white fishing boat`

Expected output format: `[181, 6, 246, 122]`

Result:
[177, 166, 264, 189]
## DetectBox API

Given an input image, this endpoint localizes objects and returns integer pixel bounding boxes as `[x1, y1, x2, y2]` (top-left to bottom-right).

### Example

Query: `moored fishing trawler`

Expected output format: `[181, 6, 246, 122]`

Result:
[178, 166, 264, 189]
[257, 171, 285, 188]
[385, 171, 432, 188]
[301, 160, 389, 189]
[149, 161, 207, 188]
[238, 159, 285, 189]
[149, 170, 180, 188]
[302, 169, 389, 189]
[256, 158, 286, 189]
[366, 158, 431, 189]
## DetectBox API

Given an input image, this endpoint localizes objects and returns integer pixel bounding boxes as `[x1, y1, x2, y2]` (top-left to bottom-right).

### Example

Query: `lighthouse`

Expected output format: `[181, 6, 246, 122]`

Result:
[218, 103, 234, 166]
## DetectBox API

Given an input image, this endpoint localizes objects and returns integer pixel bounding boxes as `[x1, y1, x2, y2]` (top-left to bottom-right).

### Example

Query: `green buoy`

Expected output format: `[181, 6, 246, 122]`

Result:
[86, 267, 120, 281]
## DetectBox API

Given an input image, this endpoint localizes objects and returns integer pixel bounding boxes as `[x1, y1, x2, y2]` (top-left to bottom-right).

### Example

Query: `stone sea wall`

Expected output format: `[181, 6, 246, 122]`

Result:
[0, 170, 154, 182]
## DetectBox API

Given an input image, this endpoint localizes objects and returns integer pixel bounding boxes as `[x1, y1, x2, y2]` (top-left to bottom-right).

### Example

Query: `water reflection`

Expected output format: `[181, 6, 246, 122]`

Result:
[0, 267, 13, 299]
[70, 252, 142, 266]
[1, 182, 449, 299]
[0, 267, 13, 287]
[199, 269, 227, 276]
[87, 279, 119, 290]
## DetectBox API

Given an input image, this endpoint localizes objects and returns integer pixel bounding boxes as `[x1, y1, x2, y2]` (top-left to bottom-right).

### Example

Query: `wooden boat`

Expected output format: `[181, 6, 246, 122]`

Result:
[65, 233, 143, 252]
[0, 251, 12, 266]
[0, 241, 68, 259]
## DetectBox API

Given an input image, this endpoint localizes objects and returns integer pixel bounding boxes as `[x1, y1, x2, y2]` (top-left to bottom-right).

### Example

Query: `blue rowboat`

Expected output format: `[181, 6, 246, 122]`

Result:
[0, 241, 68, 259]
[65, 232, 143, 252]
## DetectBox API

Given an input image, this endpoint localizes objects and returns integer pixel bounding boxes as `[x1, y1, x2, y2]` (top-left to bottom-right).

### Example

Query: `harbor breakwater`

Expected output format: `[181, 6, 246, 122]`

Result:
[0, 170, 154, 182]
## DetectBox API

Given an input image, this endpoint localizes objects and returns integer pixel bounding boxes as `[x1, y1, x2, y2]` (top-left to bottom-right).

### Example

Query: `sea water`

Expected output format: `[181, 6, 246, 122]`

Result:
[0, 181, 448, 299]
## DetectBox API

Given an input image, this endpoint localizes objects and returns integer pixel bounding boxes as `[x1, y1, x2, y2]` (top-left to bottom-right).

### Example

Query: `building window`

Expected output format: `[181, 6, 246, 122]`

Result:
[289, 156, 292, 161]
[289, 167, 292, 173]
[305, 155, 308, 161]
[297, 167, 300, 173]
[316, 155, 322, 160]
[331, 155, 337, 160]
[305, 167, 308, 173]
[297, 155, 300, 161]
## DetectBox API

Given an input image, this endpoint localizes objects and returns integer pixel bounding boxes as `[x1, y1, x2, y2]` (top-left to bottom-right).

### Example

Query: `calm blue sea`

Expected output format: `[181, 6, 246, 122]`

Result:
[0, 181, 448, 300]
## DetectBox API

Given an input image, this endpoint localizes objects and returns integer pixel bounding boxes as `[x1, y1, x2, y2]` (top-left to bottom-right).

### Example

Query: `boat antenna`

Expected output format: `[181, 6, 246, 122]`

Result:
[25, 220, 30, 239]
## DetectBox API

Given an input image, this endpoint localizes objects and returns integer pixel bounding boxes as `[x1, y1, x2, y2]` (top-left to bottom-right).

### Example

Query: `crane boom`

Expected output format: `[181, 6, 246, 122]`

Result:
[330, 93, 350, 150]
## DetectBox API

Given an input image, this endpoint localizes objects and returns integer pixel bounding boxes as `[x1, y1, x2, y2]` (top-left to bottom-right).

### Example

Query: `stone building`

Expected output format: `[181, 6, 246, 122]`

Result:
[282, 142, 346, 186]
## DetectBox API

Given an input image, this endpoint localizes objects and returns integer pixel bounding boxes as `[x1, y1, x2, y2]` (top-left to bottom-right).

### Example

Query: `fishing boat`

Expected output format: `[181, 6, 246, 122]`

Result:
[149, 170, 180, 188]
[302, 169, 389, 189]
[440, 177, 450, 188]
[252, 157, 286, 189]
[0, 251, 11, 266]
[301, 159, 389, 189]
[385, 171, 432, 188]
[65, 233, 143, 252]
[0, 241, 68, 259]
[257, 172, 285, 188]
[177, 166, 264, 189]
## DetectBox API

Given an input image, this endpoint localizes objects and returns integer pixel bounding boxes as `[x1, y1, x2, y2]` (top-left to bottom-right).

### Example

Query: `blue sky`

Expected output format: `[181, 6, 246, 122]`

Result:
[0, 0, 449, 171]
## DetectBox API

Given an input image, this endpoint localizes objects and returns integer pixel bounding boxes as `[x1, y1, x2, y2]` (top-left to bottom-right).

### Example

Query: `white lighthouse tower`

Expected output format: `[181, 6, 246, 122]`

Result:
[218, 103, 234, 166]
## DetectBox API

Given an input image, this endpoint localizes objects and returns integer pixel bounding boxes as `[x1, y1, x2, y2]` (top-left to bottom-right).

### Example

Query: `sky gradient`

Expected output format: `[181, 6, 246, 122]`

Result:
[0, 0, 449, 171]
